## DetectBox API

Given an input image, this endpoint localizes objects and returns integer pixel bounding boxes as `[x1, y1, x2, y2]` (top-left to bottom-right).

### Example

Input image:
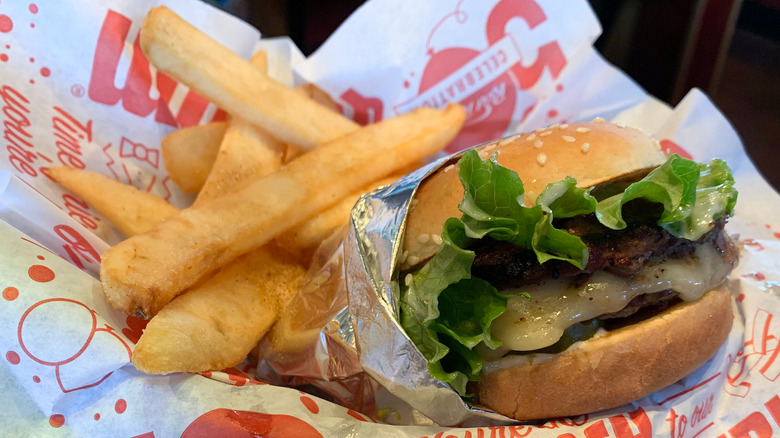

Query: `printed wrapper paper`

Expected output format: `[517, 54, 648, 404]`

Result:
[1, 0, 780, 436]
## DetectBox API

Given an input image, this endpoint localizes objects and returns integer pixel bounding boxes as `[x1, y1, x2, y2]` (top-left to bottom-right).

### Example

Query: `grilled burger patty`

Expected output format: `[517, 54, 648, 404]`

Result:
[471, 200, 736, 290]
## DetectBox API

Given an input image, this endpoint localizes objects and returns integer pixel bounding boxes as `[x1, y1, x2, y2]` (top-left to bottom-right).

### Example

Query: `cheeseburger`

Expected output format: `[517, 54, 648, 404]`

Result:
[398, 121, 738, 421]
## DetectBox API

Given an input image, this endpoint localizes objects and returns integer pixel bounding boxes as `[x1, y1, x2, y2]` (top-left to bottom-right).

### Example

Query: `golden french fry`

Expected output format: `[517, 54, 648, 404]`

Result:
[161, 121, 226, 193]
[100, 104, 466, 319]
[283, 144, 304, 164]
[132, 48, 297, 374]
[250, 50, 268, 72]
[140, 6, 359, 151]
[294, 83, 340, 114]
[274, 175, 400, 252]
[47, 166, 178, 237]
[194, 51, 285, 206]
[132, 246, 307, 374]
[193, 122, 284, 205]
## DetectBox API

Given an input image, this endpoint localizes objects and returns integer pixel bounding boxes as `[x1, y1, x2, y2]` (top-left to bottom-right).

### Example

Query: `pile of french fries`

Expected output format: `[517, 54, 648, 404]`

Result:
[47, 7, 465, 375]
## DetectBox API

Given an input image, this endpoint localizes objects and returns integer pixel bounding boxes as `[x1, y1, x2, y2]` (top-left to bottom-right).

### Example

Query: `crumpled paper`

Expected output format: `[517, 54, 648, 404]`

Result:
[1, 0, 779, 436]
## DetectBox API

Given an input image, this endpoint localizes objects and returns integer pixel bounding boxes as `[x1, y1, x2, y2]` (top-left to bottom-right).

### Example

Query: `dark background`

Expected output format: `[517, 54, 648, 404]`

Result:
[208, 0, 780, 193]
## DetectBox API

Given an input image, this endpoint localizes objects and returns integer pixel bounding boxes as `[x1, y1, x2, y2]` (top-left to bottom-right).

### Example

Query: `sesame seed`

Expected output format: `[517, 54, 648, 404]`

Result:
[407, 255, 420, 266]
[526, 133, 536, 141]
[540, 130, 552, 137]
[652, 139, 661, 150]
[498, 139, 512, 147]
[616, 123, 626, 128]
[399, 250, 408, 263]
[537, 152, 547, 166]
[562, 135, 576, 143]
[560, 124, 569, 129]
[592, 117, 605, 123]
[417, 234, 430, 244]
[581, 143, 590, 153]
[534, 139, 543, 148]
[483, 143, 497, 152]
[576, 127, 590, 133]
[432, 234, 443, 245]
[405, 273, 413, 286]
[549, 124, 559, 130]
[443, 164, 455, 173]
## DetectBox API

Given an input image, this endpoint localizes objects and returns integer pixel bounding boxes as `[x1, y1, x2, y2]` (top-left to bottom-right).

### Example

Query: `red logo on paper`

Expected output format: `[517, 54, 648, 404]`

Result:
[577, 406, 652, 438]
[182, 409, 323, 438]
[102, 139, 175, 200]
[332, 0, 566, 151]
[53, 224, 101, 271]
[714, 395, 780, 438]
[1, 84, 51, 178]
[17, 298, 132, 393]
[726, 308, 780, 398]
[660, 139, 693, 159]
[118, 136, 160, 169]
[87, 10, 222, 127]
[338, 89, 384, 126]
[394, 0, 566, 152]
[122, 315, 148, 344]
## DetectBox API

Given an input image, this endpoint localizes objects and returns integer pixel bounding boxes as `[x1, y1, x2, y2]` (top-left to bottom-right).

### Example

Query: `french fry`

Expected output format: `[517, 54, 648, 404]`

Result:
[294, 83, 341, 114]
[249, 50, 268, 72]
[274, 175, 400, 252]
[100, 104, 466, 319]
[46, 166, 178, 236]
[133, 146, 410, 372]
[46, 154, 305, 373]
[132, 245, 307, 374]
[140, 6, 359, 151]
[194, 51, 285, 205]
[161, 121, 226, 193]
[131, 50, 304, 373]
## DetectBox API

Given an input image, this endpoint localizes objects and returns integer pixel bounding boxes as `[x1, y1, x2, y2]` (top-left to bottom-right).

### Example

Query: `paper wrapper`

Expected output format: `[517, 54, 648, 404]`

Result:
[2, 0, 780, 436]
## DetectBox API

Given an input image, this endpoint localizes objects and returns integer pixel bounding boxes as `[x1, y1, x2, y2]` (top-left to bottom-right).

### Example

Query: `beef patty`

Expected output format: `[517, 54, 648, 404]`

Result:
[470, 199, 736, 291]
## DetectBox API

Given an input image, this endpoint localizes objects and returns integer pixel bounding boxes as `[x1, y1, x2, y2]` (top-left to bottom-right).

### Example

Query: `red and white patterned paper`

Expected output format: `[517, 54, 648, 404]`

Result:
[1, 0, 779, 436]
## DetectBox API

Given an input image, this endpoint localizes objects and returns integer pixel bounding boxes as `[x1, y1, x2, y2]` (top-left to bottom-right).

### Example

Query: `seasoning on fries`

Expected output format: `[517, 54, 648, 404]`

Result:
[132, 245, 307, 374]
[100, 104, 465, 319]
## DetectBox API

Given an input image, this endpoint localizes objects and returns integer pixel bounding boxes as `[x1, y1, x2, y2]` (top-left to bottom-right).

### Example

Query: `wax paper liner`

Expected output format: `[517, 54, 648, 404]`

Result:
[2, 0, 780, 435]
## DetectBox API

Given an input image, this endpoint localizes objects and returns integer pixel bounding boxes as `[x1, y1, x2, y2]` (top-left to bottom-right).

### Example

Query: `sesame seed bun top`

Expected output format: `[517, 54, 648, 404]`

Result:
[402, 121, 667, 268]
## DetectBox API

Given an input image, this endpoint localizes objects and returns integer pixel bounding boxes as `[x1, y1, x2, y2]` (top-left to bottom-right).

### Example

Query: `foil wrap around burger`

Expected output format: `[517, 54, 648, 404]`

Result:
[257, 143, 513, 426]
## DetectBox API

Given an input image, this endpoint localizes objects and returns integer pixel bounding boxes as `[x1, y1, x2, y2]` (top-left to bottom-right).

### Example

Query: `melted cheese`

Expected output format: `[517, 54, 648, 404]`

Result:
[491, 243, 732, 351]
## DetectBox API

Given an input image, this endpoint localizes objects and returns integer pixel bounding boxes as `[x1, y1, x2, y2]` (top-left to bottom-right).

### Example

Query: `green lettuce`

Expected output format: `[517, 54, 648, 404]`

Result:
[400, 149, 737, 396]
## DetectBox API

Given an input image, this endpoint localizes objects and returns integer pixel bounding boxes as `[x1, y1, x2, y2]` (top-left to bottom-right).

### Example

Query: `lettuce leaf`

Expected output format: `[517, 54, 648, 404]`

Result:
[399, 150, 737, 396]
[596, 155, 737, 240]
[458, 151, 590, 268]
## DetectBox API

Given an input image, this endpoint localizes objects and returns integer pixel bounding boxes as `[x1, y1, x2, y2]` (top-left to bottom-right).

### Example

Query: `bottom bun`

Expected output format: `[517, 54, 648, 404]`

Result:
[474, 285, 733, 421]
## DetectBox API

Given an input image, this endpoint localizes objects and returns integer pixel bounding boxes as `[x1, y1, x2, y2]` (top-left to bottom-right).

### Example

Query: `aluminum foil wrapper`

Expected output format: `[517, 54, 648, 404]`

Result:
[257, 142, 516, 427]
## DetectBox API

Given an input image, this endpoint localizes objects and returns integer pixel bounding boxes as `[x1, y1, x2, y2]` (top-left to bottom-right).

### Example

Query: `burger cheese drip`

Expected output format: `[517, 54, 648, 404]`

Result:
[492, 242, 733, 351]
